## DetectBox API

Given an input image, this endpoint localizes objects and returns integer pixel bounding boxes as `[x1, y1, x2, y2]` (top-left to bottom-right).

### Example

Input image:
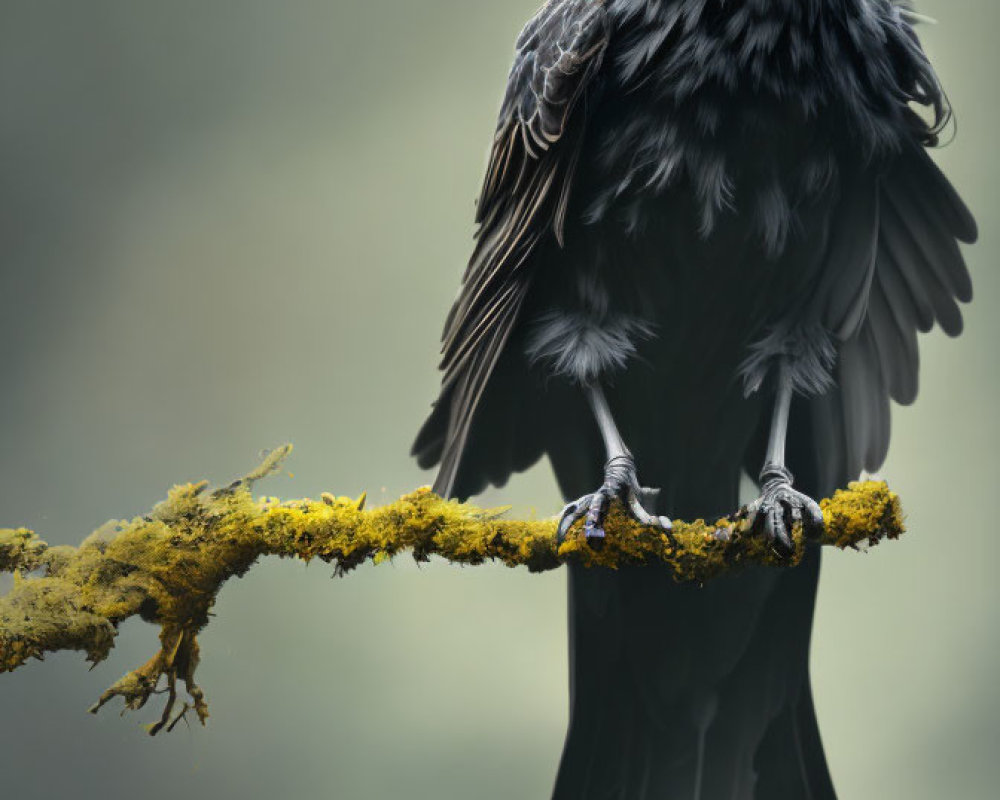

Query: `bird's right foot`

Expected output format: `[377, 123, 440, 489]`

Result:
[557, 453, 672, 547]
[746, 463, 824, 554]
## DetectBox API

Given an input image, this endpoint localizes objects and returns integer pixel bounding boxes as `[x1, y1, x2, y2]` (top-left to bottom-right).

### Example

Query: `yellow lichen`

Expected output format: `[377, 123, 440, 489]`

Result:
[820, 480, 905, 549]
[0, 447, 904, 735]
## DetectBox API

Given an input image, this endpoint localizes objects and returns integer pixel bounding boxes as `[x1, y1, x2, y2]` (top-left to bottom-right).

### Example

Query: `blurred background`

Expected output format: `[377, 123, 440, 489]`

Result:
[0, 2, 996, 798]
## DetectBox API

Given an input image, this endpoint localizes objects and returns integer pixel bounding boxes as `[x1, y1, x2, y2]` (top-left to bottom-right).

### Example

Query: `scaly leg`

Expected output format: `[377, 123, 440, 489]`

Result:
[747, 361, 825, 551]
[557, 383, 672, 544]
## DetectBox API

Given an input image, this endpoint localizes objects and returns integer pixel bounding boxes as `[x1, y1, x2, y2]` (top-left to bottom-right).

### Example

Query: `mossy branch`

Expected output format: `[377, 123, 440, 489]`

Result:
[0, 445, 903, 734]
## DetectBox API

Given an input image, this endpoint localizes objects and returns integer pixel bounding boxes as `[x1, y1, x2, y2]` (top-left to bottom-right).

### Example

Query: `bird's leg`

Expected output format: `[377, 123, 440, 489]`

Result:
[747, 361, 825, 552]
[557, 383, 672, 545]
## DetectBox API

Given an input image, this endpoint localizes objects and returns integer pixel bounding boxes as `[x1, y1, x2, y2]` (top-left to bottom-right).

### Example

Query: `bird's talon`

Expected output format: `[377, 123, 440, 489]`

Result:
[749, 463, 824, 553]
[556, 456, 672, 547]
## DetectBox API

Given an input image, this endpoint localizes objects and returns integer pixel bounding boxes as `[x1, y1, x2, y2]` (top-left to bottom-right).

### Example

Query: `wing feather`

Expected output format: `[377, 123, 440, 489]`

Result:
[815, 142, 975, 480]
[819, 177, 880, 341]
[413, 0, 610, 497]
[868, 275, 918, 404]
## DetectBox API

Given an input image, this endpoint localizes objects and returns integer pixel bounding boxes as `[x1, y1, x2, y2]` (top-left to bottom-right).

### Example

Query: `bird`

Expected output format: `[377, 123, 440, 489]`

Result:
[412, 1, 976, 797]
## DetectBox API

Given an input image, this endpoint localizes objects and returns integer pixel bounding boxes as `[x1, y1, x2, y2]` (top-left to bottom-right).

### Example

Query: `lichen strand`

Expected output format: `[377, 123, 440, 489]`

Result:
[560, 511, 786, 580]
[0, 444, 902, 734]
[89, 624, 208, 735]
[0, 527, 49, 572]
[0, 573, 117, 669]
[820, 479, 905, 549]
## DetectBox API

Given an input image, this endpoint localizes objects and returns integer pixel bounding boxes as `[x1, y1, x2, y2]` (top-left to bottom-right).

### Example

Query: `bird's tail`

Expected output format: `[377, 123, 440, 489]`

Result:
[550, 396, 837, 799]
[552, 552, 834, 799]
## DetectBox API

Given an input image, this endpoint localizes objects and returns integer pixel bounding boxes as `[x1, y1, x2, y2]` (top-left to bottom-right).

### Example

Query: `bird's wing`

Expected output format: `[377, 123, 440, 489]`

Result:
[413, 0, 610, 498]
[812, 140, 977, 489]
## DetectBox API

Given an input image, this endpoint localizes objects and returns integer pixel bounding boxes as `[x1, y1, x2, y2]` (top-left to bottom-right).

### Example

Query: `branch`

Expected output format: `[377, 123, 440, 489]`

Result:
[0, 445, 903, 734]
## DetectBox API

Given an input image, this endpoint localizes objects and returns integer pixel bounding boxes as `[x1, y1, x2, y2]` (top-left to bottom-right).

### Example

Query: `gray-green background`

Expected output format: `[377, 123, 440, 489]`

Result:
[0, 2, 995, 798]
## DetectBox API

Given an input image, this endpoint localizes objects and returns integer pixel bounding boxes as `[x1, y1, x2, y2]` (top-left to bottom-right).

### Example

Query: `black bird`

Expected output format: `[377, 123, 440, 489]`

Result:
[413, 1, 976, 797]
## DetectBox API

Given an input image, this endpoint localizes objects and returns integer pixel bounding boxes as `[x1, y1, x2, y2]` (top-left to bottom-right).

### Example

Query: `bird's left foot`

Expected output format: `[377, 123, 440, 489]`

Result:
[746, 463, 824, 554]
[557, 453, 673, 547]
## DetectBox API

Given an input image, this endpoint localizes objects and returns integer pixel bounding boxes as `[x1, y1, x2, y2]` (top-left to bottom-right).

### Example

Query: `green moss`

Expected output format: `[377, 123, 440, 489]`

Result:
[0, 448, 905, 734]
[0, 528, 48, 572]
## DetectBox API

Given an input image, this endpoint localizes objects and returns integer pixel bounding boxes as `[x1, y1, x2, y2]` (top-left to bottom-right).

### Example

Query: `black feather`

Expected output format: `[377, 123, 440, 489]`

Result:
[413, 1, 975, 796]
[419, 0, 611, 498]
